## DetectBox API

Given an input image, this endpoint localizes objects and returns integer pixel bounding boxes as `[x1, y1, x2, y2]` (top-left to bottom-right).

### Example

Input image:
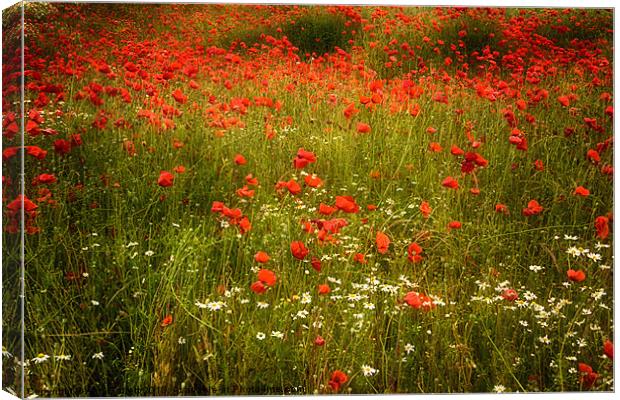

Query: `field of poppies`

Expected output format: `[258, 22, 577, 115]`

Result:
[1, 2, 615, 396]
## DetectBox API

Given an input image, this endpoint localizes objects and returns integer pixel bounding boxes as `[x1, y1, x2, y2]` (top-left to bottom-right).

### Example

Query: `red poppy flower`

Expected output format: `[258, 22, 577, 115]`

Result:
[407, 242, 423, 263]
[557, 95, 570, 107]
[161, 314, 173, 327]
[357, 122, 371, 134]
[376, 231, 390, 254]
[595, 216, 609, 239]
[158, 171, 174, 187]
[586, 149, 601, 164]
[173, 165, 186, 174]
[343, 103, 359, 119]
[211, 201, 224, 213]
[442, 176, 459, 189]
[314, 335, 326, 346]
[420, 201, 432, 219]
[286, 179, 302, 195]
[239, 217, 252, 234]
[250, 280, 267, 294]
[257, 269, 276, 286]
[319, 203, 337, 216]
[318, 284, 331, 295]
[578, 363, 598, 388]
[54, 139, 72, 155]
[35, 174, 57, 185]
[172, 89, 187, 104]
[522, 200, 543, 216]
[328, 370, 348, 392]
[293, 148, 316, 169]
[603, 339, 613, 360]
[311, 257, 322, 272]
[501, 289, 519, 301]
[574, 186, 590, 197]
[254, 251, 270, 264]
[304, 174, 323, 188]
[495, 203, 509, 215]
[450, 145, 464, 156]
[353, 253, 367, 264]
[567, 269, 586, 282]
[6, 195, 38, 213]
[291, 241, 309, 260]
[429, 142, 442, 152]
[245, 174, 259, 186]
[533, 160, 544, 171]
[335, 196, 359, 213]
[234, 154, 247, 165]
[448, 221, 462, 230]
[404, 291, 434, 310]
[2, 147, 18, 161]
[236, 186, 255, 198]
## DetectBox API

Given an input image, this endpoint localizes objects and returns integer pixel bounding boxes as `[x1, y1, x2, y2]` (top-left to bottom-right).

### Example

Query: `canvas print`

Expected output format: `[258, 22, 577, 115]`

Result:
[1, 1, 614, 397]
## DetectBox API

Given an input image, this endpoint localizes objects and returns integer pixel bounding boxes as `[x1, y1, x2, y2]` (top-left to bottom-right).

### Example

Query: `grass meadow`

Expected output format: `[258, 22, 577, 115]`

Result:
[1, 2, 615, 396]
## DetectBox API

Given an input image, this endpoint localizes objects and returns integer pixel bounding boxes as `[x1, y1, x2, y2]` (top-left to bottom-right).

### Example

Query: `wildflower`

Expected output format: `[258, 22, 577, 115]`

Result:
[206, 301, 225, 311]
[304, 174, 323, 188]
[522, 199, 543, 216]
[92, 352, 104, 360]
[31, 353, 50, 364]
[144, 250, 155, 257]
[501, 289, 519, 301]
[271, 331, 284, 339]
[420, 201, 432, 218]
[157, 171, 174, 187]
[318, 284, 331, 295]
[495, 203, 509, 215]
[361, 365, 378, 377]
[574, 186, 590, 197]
[291, 241, 309, 260]
[311, 257, 322, 272]
[404, 291, 434, 311]
[441, 176, 459, 189]
[407, 242, 423, 263]
[293, 148, 316, 169]
[256, 332, 266, 340]
[161, 314, 173, 327]
[493, 385, 507, 393]
[234, 154, 247, 165]
[404, 343, 415, 354]
[353, 253, 367, 264]
[335, 196, 360, 213]
[447, 221, 462, 230]
[257, 269, 277, 286]
[300, 292, 312, 304]
[594, 216, 609, 240]
[314, 335, 326, 346]
[54, 354, 71, 361]
[254, 251, 270, 264]
[603, 340, 613, 360]
[375, 231, 390, 254]
[328, 370, 348, 391]
[567, 269, 586, 282]
[578, 363, 598, 388]
[529, 265, 544, 272]
[356, 122, 371, 134]
[429, 142, 442, 152]
[256, 301, 270, 309]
